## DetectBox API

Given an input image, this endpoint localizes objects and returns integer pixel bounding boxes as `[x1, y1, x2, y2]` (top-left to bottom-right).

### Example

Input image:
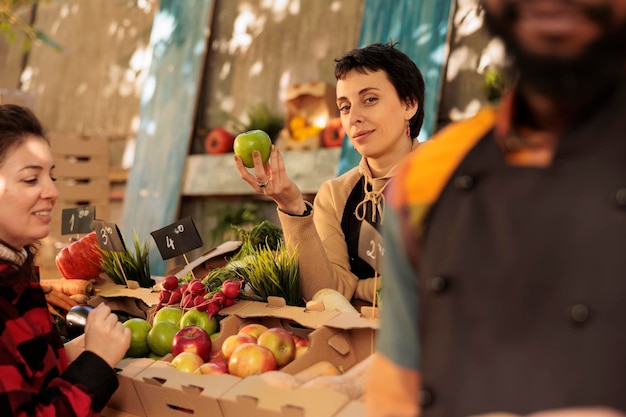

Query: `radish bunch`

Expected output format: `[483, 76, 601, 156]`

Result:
[155, 275, 243, 318]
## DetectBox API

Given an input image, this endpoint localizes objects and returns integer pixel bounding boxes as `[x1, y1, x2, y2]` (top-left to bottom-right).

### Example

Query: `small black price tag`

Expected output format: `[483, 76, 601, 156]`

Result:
[150, 216, 203, 260]
[92, 220, 126, 252]
[61, 206, 96, 235]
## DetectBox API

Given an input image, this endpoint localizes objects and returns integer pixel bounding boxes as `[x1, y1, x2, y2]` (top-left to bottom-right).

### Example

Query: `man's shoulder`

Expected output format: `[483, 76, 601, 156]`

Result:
[392, 108, 497, 206]
[415, 108, 496, 162]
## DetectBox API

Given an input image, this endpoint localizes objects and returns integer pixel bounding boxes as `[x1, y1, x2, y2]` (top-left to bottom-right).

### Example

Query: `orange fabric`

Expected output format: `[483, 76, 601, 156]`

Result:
[365, 353, 421, 417]
[392, 108, 497, 208]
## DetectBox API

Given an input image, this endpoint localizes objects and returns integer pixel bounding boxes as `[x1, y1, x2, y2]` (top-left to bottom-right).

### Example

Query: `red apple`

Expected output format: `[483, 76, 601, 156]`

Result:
[238, 323, 268, 340]
[257, 327, 296, 368]
[205, 127, 234, 154]
[172, 326, 213, 362]
[292, 334, 310, 358]
[171, 351, 205, 374]
[194, 362, 227, 375]
[208, 350, 229, 372]
[228, 343, 277, 377]
[221, 333, 256, 360]
[292, 334, 310, 348]
[295, 345, 309, 359]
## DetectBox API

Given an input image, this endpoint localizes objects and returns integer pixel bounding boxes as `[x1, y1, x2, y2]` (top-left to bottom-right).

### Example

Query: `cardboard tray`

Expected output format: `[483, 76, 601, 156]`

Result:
[219, 374, 351, 417]
[114, 297, 377, 417]
[107, 357, 156, 417]
[334, 400, 366, 417]
[132, 360, 241, 417]
[214, 298, 378, 417]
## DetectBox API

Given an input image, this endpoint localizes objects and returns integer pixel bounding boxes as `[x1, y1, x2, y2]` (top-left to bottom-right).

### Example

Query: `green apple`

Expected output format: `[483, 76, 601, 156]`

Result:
[234, 129, 272, 168]
[153, 306, 183, 327]
[180, 309, 219, 336]
[146, 320, 179, 357]
[123, 318, 152, 358]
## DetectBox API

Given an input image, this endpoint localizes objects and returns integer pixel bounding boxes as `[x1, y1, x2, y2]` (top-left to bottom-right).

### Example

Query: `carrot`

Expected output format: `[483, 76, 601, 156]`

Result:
[48, 303, 64, 319]
[45, 289, 78, 311]
[69, 294, 90, 304]
[40, 279, 94, 296]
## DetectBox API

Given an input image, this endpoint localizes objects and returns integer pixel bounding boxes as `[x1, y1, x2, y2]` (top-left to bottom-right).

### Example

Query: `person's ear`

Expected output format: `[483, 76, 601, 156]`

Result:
[403, 99, 419, 120]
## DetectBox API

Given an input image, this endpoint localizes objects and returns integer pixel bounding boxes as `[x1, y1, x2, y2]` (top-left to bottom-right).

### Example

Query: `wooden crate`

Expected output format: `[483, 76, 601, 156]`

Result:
[50, 132, 111, 220]
[0, 89, 36, 109]
[37, 132, 113, 278]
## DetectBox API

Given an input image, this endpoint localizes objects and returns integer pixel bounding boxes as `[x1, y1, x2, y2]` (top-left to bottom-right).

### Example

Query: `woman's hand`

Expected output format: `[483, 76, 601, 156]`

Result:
[234, 145, 307, 215]
[83, 303, 130, 368]
[63, 334, 85, 363]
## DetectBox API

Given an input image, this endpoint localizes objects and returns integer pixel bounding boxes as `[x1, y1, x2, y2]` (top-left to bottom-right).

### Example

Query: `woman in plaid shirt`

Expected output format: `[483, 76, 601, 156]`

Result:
[0, 104, 130, 416]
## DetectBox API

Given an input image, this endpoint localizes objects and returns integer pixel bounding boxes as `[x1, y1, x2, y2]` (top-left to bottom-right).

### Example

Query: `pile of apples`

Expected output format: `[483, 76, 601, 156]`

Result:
[122, 304, 220, 360]
[156, 275, 242, 316]
[171, 323, 310, 377]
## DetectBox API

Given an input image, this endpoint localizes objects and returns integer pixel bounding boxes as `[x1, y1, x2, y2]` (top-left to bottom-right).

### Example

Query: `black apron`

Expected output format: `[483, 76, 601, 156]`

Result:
[417, 84, 626, 416]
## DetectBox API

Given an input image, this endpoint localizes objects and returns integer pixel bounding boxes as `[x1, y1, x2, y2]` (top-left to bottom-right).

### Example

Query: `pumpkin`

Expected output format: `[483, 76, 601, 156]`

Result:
[55, 231, 103, 280]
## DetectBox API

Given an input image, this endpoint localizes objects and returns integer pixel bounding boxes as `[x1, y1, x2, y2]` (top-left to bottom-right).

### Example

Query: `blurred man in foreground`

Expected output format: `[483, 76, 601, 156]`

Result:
[366, 1, 626, 416]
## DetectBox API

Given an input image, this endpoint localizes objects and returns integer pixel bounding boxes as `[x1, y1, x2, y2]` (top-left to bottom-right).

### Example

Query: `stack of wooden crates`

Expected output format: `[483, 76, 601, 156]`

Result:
[37, 132, 111, 279]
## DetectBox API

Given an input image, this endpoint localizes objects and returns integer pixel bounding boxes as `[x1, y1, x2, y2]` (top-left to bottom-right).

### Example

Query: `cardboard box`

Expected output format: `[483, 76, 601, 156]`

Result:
[121, 298, 341, 417]
[101, 407, 144, 417]
[107, 357, 156, 416]
[92, 281, 160, 318]
[116, 297, 377, 417]
[168, 240, 243, 280]
[131, 359, 241, 417]
[214, 298, 378, 417]
[109, 294, 377, 417]
[219, 374, 352, 417]
[210, 297, 341, 349]
[334, 400, 366, 417]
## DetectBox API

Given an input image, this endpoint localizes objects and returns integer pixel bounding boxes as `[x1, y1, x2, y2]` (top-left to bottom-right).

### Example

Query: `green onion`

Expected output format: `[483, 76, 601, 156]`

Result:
[237, 241, 301, 306]
[99, 231, 153, 288]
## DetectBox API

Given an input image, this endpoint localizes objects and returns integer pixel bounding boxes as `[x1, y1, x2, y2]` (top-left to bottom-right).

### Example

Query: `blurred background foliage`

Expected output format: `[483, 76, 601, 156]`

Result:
[0, 0, 65, 51]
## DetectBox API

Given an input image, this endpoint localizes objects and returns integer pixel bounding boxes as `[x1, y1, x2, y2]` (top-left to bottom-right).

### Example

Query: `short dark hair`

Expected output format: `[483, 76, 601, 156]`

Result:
[0, 104, 48, 167]
[334, 42, 426, 139]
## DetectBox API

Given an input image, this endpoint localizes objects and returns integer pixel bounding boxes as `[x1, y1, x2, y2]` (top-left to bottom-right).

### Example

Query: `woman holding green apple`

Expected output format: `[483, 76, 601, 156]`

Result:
[0, 104, 131, 416]
[234, 42, 425, 306]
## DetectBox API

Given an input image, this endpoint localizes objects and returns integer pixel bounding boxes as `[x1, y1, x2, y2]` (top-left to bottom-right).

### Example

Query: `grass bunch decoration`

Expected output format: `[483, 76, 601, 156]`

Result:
[232, 240, 301, 306]
[99, 231, 154, 288]
[231, 220, 284, 262]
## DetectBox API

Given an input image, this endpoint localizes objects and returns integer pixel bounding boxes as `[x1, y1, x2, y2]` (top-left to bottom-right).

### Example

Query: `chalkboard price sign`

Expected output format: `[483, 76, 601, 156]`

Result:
[92, 220, 126, 252]
[61, 206, 96, 235]
[150, 217, 203, 260]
